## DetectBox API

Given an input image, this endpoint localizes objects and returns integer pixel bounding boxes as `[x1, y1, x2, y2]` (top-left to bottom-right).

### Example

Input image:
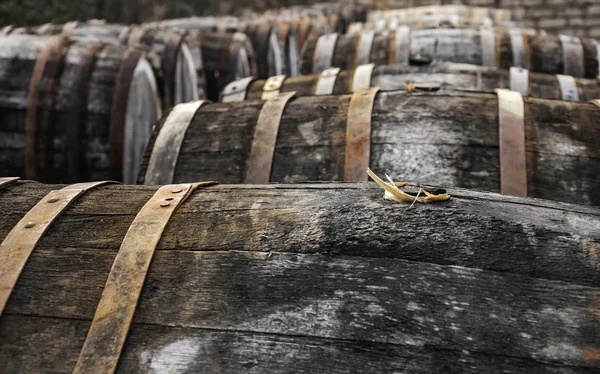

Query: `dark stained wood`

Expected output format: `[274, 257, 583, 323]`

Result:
[243, 62, 600, 101]
[139, 90, 600, 206]
[0, 181, 600, 372]
[300, 29, 600, 78]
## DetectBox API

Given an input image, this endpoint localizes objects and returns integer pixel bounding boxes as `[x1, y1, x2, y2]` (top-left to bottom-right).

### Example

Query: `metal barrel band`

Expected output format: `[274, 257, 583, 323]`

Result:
[496, 89, 527, 197]
[355, 30, 375, 67]
[509, 67, 529, 96]
[590, 99, 600, 108]
[344, 87, 380, 181]
[73, 181, 217, 374]
[0, 181, 115, 317]
[392, 26, 410, 65]
[480, 27, 496, 67]
[261, 75, 287, 100]
[109, 47, 144, 182]
[0, 177, 20, 190]
[351, 64, 375, 92]
[144, 100, 207, 185]
[220, 77, 254, 102]
[314, 67, 340, 95]
[245, 92, 296, 184]
[25, 34, 72, 180]
[509, 30, 525, 68]
[559, 35, 585, 78]
[313, 33, 338, 74]
[556, 74, 580, 101]
[67, 42, 108, 182]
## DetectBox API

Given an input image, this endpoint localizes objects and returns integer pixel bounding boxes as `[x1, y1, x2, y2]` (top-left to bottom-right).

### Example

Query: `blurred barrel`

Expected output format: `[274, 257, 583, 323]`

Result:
[221, 62, 600, 102]
[300, 28, 600, 79]
[0, 34, 161, 184]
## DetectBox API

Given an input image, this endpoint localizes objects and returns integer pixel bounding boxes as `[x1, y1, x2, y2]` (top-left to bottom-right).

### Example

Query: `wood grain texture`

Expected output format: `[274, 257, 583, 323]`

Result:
[139, 90, 600, 206]
[0, 181, 600, 372]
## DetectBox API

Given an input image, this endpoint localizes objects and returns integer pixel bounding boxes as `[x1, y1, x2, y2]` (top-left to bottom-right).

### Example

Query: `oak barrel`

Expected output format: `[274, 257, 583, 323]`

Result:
[0, 180, 599, 372]
[0, 34, 161, 184]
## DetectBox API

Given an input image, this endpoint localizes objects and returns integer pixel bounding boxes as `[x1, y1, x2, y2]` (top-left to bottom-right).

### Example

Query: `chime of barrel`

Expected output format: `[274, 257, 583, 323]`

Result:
[199, 32, 257, 101]
[366, 5, 520, 28]
[221, 62, 600, 102]
[300, 28, 600, 79]
[0, 180, 599, 372]
[140, 90, 600, 206]
[0, 34, 161, 184]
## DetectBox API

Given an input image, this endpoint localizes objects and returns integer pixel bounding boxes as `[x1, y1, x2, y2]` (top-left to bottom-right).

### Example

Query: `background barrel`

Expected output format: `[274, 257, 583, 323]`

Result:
[0, 34, 161, 184]
[140, 90, 600, 206]
[300, 29, 600, 78]
[223, 62, 600, 102]
[1, 181, 600, 372]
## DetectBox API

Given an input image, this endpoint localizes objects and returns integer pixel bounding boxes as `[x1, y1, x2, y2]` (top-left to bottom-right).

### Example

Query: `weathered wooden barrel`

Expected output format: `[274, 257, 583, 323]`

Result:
[300, 28, 600, 78]
[221, 62, 600, 102]
[0, 179, 599, 372]
[199, 32, 257, 101]
[155, 17, 284, 79]
[14, 22, 202, 108]
[140, 90, 600, 206]
[0, 34, 161, 184]
[366, 5, 520, 28]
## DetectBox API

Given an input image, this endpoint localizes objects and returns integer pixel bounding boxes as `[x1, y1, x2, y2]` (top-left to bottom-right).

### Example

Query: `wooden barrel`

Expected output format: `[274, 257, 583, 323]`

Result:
[199, 32, 257, 101]
[221, 62, 600, 102]
[0, 34, 161, 184]
[140, 90, 600, 206]
[0, 180, 599, 372]
[300, 28, 600, 78]
[366, 5, 520, 28]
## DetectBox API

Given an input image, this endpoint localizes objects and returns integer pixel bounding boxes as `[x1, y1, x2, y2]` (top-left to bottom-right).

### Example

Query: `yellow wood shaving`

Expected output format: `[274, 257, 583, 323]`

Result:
[404, 83, 416, 92]
[367, 168, 451, 205]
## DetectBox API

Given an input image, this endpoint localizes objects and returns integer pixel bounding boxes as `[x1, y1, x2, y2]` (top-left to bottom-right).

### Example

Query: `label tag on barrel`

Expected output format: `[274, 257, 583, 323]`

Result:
[220, 77, 254, 102]
[74, 182, 216, 374]
[0, 177, 20, 191]
[351, 64, 375, 92]
[313, 33, 338, 74]
[144, 101, 207, 185]
[559, 35, 585, 78]
[556, 74, 580, 101]
[509, 67, 529, 95]
[245, 92, 296, 184]
[344, 87, 380, 181]
[314, 67, 340, 95]
[496, 89, 527, 197]
[0, 181, 116, 317]
[261, 75, 287, 100]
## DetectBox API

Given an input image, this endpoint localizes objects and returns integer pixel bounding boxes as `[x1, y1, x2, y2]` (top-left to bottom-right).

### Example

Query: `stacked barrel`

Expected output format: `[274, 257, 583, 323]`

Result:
[1, 3, 600, 374]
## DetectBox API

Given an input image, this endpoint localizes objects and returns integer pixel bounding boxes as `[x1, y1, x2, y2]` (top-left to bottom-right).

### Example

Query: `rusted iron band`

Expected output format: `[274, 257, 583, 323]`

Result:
[245, 92, 296, 183]
[344, 87, 380, 181]
[509, 67, 529, 95]
[220, 77, 254, 102]
[556, 74, 580, 101]
[591, 99, 600, 108]
[109, 47, 144, 182]
[74, 182, 216, 374]
[496, 89, 527, 197]
[480, 27, 496, 67]
[393, 26, 411, 65]
[25, 34, 71, 180]
[355, 30, 375, 67]
[0, 177, 20, 190]
[0, 181, 114, 317]
[313, 33, 338, 74]
[66, 42, 107, 182]
[559, 35, 585, 78]
[314, 67, 340, 95]
[510, 30, 525, 67]
[351, 64, 375, 92]
[144, 101, 207, 185]
[262, 75, 287, 100]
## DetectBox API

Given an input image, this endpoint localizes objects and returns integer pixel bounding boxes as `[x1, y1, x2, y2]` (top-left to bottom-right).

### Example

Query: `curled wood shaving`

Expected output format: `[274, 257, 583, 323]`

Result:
[367, 168, 451, 205]
[404, 83, 416, 92]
